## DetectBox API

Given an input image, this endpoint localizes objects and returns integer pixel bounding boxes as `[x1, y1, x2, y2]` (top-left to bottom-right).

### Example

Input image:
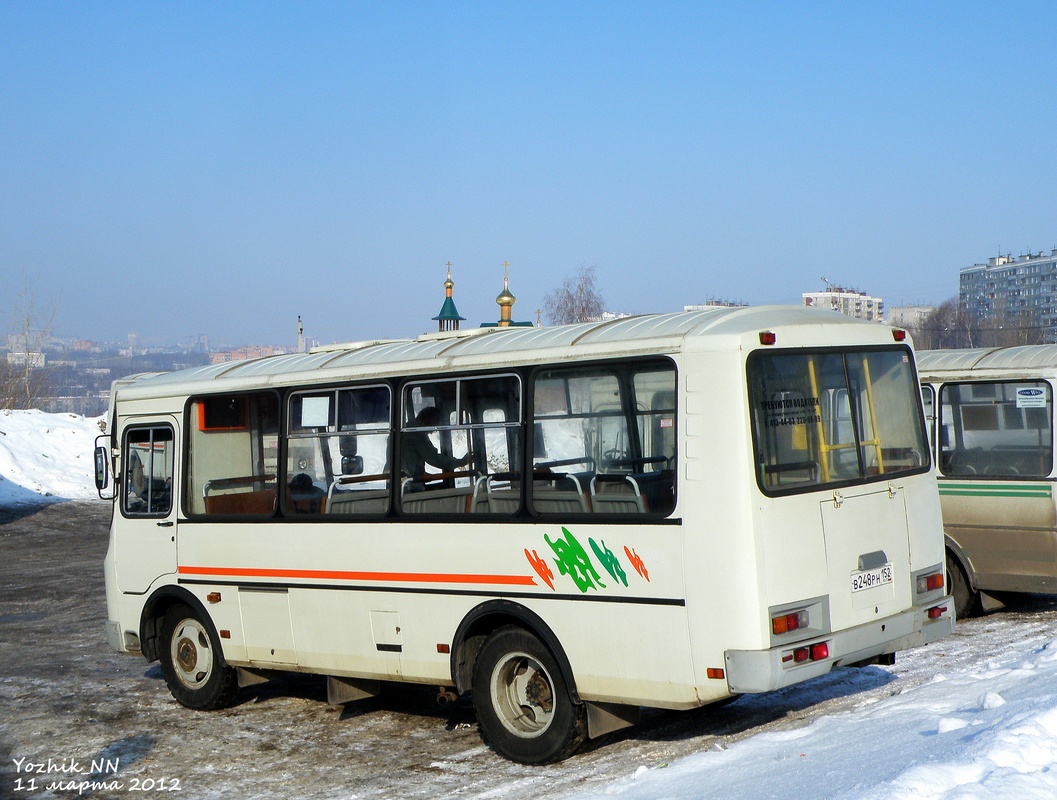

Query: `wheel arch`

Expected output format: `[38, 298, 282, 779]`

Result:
[139, 585, 214, 662]
[944, 533, 979, 590]
[450, 599, 580, 703]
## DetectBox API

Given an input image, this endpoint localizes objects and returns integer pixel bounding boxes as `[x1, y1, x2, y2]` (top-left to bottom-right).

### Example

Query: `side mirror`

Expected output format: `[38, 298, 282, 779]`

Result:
[94, 444, 110, 493]
[341, 455, 364, 476]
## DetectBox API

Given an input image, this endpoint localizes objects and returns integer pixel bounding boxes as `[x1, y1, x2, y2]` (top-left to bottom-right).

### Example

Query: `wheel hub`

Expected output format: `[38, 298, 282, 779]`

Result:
[492, 652, 555, 738]
[176, 637, 198, 672]
[525, 671, 553, 709]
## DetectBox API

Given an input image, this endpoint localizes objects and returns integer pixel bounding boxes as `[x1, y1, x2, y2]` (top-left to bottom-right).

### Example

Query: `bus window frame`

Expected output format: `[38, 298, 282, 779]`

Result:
[526, 356, 678, 519]
[396, 372, 523, 515]
[284, 383, 394, 518]
[183, 390, 282, 520]
[177, 357, 681, 523]
[747, 345, 932, 498]
[935, 378, 1054, 480]
[120, 423, 175, 519]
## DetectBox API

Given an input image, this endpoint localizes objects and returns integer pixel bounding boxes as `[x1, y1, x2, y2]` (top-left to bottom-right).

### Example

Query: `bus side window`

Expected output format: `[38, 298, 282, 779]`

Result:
[531, 361, 676, 516]
[398, 376, 521, 515]
[939, 381, 1053, 478]
[325, 386, 392, 516]
[920, 385, 935, 449]
[188, 392, 280, 517]
[282, 386, 393, 517]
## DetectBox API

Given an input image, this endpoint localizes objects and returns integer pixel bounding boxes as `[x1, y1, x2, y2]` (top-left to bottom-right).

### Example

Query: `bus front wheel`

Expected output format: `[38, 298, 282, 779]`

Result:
[159, 603, 238, 710]
[471, 626, 586, 764]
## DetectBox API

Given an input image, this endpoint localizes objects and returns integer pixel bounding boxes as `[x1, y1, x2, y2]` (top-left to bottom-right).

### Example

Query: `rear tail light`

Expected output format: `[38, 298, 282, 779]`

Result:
[788, 640, 832, 665]
[928, 605, 948, 620]
[917, 571, 945, 594]
[772, 610, 809, 636]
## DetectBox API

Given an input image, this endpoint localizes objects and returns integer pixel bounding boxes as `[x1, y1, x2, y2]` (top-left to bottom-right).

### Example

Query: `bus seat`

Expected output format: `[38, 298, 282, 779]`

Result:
[326, 476, 390, 515]
[532, 474, 590, 513]
[204, 489, 277, 515]
[327, 489, 389, 514]
[590, 475, 646, 513]
[400, 485, 474, 514]
[486, 476, 521, 513]
[468, 475, 521, 513]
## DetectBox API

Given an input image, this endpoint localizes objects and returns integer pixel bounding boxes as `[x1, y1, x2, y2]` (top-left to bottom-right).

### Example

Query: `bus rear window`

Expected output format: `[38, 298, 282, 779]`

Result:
[749, 348, 929, 494]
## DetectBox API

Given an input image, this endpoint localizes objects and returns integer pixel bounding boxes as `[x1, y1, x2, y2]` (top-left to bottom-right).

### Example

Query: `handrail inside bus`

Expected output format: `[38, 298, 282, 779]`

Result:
[335, 472, 391, 486]
[411, 469, 475, 484]
[533, 456, 596, 472]
[602, 455, 669, 470]
[203, 474, 276, 496]
[859, 354, 886, 474]
[762, 460, 818, 475]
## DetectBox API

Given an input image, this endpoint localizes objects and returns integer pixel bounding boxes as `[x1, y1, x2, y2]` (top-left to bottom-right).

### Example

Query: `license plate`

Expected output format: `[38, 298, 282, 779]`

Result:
[851, 563, 893, 593]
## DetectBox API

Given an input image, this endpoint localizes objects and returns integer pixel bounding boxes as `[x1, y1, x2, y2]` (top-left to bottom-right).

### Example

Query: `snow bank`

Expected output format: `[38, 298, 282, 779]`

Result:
[0, 409, 104, 506]
[570, 640, 1057, 800]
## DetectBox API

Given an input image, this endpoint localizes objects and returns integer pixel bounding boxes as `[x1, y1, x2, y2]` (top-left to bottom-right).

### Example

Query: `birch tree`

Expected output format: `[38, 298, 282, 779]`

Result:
[543, 265, 605, 325]
[1, 276, 57, 409]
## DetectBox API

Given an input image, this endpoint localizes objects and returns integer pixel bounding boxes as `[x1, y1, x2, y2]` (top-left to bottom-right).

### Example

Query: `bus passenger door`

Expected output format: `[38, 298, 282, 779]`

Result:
[115, 419, 179, 594]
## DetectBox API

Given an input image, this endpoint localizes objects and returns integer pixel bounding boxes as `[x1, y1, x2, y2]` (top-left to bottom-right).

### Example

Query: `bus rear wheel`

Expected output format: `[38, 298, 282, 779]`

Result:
[946, 552, 979, 620]
[159, 603, 238, 710]
[471, 626, 586, 764]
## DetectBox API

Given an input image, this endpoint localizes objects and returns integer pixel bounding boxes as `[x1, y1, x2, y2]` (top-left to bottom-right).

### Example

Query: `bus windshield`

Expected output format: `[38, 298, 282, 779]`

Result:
[749, 348, 929, 494]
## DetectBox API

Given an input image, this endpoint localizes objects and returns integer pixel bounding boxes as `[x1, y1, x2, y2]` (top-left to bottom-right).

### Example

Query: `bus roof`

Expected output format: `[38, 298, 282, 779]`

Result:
[113, 306, 896, 401]
[916, 345, 1057, 376]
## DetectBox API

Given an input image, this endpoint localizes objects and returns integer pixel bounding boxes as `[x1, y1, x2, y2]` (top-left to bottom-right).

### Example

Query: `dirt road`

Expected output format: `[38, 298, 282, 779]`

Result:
[3, 502, 1056, 800]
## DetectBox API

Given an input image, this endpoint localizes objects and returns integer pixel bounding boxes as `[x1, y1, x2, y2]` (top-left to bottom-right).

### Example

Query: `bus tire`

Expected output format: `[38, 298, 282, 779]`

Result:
[159, 603, 238, 710]
[471, 625, 586, 764]
[946, 552, 979, 620]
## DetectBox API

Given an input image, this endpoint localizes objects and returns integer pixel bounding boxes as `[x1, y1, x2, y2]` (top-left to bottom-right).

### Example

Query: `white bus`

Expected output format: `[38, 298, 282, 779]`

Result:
[917, 346, 1057, 619]
[98, 307, 952, 764]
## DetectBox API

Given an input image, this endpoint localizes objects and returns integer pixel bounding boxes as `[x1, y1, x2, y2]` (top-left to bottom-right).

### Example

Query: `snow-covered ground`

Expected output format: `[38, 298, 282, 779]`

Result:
[570, 641, 1057, 799]
[3, 410, 1057, 798]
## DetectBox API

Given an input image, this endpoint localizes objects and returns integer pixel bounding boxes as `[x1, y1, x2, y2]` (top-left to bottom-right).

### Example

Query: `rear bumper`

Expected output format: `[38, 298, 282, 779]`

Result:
[724, 595, 954, 693]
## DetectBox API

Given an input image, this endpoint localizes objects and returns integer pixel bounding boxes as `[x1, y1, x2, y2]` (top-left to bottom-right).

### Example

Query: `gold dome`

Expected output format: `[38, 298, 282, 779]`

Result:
[497, 261, 515, 305]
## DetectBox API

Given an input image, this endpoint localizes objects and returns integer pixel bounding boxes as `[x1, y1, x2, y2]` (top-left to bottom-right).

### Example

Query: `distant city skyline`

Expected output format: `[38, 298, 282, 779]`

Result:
[4, 4, 1055, 345]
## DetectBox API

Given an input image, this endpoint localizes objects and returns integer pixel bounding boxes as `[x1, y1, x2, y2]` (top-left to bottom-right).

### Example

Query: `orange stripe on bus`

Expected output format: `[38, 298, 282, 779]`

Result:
[178, 565, 537, 586]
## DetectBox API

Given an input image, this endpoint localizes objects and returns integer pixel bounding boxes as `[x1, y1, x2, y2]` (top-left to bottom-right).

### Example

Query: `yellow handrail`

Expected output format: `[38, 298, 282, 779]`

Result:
[859, 355, 884, 473]
[807, 357, 831, 483]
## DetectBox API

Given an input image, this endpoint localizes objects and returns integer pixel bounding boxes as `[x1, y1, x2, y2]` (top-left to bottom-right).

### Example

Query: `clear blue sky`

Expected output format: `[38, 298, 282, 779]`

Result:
[2, 2, 1056, 347]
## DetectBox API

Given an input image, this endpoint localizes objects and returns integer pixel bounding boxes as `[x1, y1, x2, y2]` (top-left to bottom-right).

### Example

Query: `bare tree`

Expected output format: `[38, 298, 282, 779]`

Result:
[909, 296, 1045, 350]
[1, 275, 57, 409]
[977, 297, 1046, 348]
[543, 265, 606, 325]
[907, 298, 970, 350]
